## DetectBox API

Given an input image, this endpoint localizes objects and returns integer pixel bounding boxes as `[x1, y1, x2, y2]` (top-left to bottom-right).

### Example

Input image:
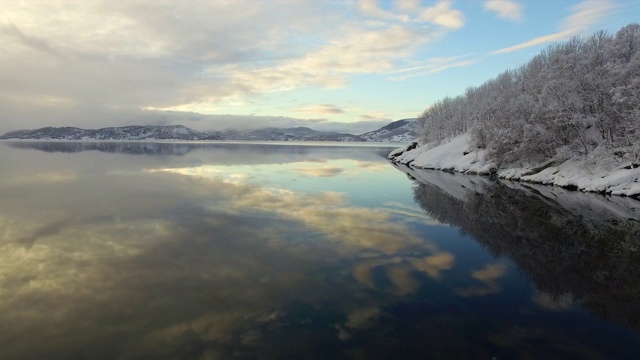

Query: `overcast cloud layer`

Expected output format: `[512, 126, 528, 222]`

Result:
[0, 0, 631, 133]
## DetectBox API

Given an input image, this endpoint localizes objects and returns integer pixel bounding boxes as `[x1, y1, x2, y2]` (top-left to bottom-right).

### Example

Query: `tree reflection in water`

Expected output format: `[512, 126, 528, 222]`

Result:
[405, 165, 640, 331]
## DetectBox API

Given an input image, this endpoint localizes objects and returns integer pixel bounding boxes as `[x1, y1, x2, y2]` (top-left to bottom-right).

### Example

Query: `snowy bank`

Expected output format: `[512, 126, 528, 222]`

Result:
[393, 163, 640, 220]
[389, 135, 640, 198]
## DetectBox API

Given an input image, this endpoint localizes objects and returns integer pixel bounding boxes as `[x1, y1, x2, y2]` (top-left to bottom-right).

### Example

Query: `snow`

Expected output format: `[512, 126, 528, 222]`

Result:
[390, 135, 640, 198]
[400, 163, 640, 221]
[393, 163, 495, 202]
[390, 135, 496, 175]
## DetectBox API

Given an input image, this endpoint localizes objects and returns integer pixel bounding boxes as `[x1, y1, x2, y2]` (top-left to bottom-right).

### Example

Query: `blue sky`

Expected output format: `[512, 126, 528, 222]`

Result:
[1, 0, 639, 134]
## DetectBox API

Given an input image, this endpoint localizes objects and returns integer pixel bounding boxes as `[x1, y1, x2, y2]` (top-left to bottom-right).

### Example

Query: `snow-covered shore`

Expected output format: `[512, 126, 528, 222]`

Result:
[389, 135, 640, 198]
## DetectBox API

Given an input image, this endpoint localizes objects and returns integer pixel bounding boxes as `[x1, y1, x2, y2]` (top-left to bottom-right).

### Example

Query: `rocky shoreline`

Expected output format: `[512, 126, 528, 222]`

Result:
[389, 137, 640, 200]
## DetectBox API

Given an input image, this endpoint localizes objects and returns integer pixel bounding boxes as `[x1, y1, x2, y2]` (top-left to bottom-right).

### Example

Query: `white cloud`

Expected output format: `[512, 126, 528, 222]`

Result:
[0, 0, 459, 132]
[419, 0, 465, 29]
[358, 110, 392, 121]
[214, 0, 466, 98]
[224, 25, 427, 85]
[492, 0, 616, 54]
[359, 0, 466, 28]
[491, 30, 577, 54]
[359, 0, 410, 22]
[294, 104, 346, 115]
[395, 0, 422, 13]
[389, 55, 481, 79]
[563, 0, 615, 30]
[0, 1, 342, 128]
[484, 0, 524, 22]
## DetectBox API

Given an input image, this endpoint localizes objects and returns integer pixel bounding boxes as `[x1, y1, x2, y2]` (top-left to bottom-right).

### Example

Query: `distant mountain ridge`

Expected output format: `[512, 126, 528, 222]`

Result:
[220, 126, 363, 142]
[359, 118, 417, 142]
[0, 119, 417, 142]
[0, 125, 221, 141]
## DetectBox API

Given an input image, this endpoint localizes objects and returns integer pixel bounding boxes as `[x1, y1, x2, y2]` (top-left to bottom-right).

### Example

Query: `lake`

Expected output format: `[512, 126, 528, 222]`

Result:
[1, 141, 639, 360]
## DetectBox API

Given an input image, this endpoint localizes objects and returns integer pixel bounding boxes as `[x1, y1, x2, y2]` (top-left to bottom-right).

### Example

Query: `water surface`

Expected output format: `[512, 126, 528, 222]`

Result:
[1, 141, 639, 359]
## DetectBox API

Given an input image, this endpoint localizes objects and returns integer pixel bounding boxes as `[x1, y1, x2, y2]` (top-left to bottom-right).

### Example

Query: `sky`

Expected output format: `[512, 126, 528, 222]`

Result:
[1, 0, 639, 134]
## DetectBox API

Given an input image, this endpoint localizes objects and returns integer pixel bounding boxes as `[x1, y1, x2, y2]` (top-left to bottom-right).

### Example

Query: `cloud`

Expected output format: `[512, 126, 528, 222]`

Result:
[563, 0, 616, 30]
[483, 0, 524, 22]
[359, 0, 410, 22]
[491, 30, 577, 54]
[395, 0, 422, 13]
[390, 55, 481, 79]
[358, 110, 392, 121]
[0, 0, 462, 132]
[0, 1, 340, 128]
[419, 0, 465, 29]
[491, 0, 616, 54]
[217, 24, 436, 96]
[0, 24, 58, 55]
[294, 104, 346, 115]
[359, 0, 465, 29]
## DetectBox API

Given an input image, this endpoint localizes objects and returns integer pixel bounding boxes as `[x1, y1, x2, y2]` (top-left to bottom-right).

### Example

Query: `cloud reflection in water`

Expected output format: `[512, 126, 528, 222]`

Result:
[0, 152, 450, 359]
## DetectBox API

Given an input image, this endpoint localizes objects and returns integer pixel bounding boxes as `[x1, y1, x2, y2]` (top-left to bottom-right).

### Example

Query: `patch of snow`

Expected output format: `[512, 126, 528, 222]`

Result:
[390, 135, 640, 198]
[391, 135, 495, 174]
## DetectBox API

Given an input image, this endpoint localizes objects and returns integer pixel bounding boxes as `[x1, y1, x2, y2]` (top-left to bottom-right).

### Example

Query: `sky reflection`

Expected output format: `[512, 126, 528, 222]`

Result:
[0, 142, 448, 359]
[1, 142, 639, 359]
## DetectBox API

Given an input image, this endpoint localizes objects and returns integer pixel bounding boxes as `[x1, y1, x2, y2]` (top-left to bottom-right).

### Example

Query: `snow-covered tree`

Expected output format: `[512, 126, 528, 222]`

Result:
[416, 23, 640, 167]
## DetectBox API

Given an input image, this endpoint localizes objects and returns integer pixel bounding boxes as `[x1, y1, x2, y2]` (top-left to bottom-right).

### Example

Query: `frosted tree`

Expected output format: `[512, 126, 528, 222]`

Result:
[416, 23, 640, 167]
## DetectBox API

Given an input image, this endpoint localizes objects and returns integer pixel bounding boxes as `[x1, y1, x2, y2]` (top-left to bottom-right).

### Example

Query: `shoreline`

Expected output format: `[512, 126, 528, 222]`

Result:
[389, 136, 640, 200]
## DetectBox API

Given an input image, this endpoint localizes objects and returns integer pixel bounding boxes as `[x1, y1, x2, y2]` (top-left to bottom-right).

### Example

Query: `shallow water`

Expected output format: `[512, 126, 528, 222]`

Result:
[1, 141, 639, 359]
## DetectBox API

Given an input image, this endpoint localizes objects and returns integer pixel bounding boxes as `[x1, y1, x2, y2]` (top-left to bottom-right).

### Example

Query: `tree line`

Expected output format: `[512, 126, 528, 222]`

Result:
[418, 23, 640, 167]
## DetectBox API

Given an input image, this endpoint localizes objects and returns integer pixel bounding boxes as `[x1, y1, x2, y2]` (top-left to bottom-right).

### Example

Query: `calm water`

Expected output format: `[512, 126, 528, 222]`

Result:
[1, 141, 639, 360]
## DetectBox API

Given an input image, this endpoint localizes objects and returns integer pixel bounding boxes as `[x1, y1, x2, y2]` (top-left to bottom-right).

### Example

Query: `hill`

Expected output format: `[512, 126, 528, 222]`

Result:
[220, 127, 363, 141]
[0, 119, 418, 143]
[0, 125, 222, 141]
[359, 118, 417, 142]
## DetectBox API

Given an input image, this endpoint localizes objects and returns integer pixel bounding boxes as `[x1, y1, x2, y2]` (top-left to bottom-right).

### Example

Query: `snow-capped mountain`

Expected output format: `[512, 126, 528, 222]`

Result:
[0, 119, 417, 142]
[360, 118, 417, 142]
[220, 127, 364, 142]
[0, 125, 222, 141]
[220, 120, 417, 142]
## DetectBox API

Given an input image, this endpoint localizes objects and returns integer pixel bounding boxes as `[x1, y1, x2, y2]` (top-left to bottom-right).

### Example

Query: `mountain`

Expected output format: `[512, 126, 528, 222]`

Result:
[0, 125, 222, 141]
[359, 118, 417, 142]
[220, 126, 364, 142]
[220, 120, 417, 142]
[0, 119, 417, 142]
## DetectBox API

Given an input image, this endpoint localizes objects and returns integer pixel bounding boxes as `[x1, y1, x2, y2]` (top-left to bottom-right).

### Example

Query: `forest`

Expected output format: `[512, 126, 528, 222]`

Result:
[417, 23, 640, 167]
